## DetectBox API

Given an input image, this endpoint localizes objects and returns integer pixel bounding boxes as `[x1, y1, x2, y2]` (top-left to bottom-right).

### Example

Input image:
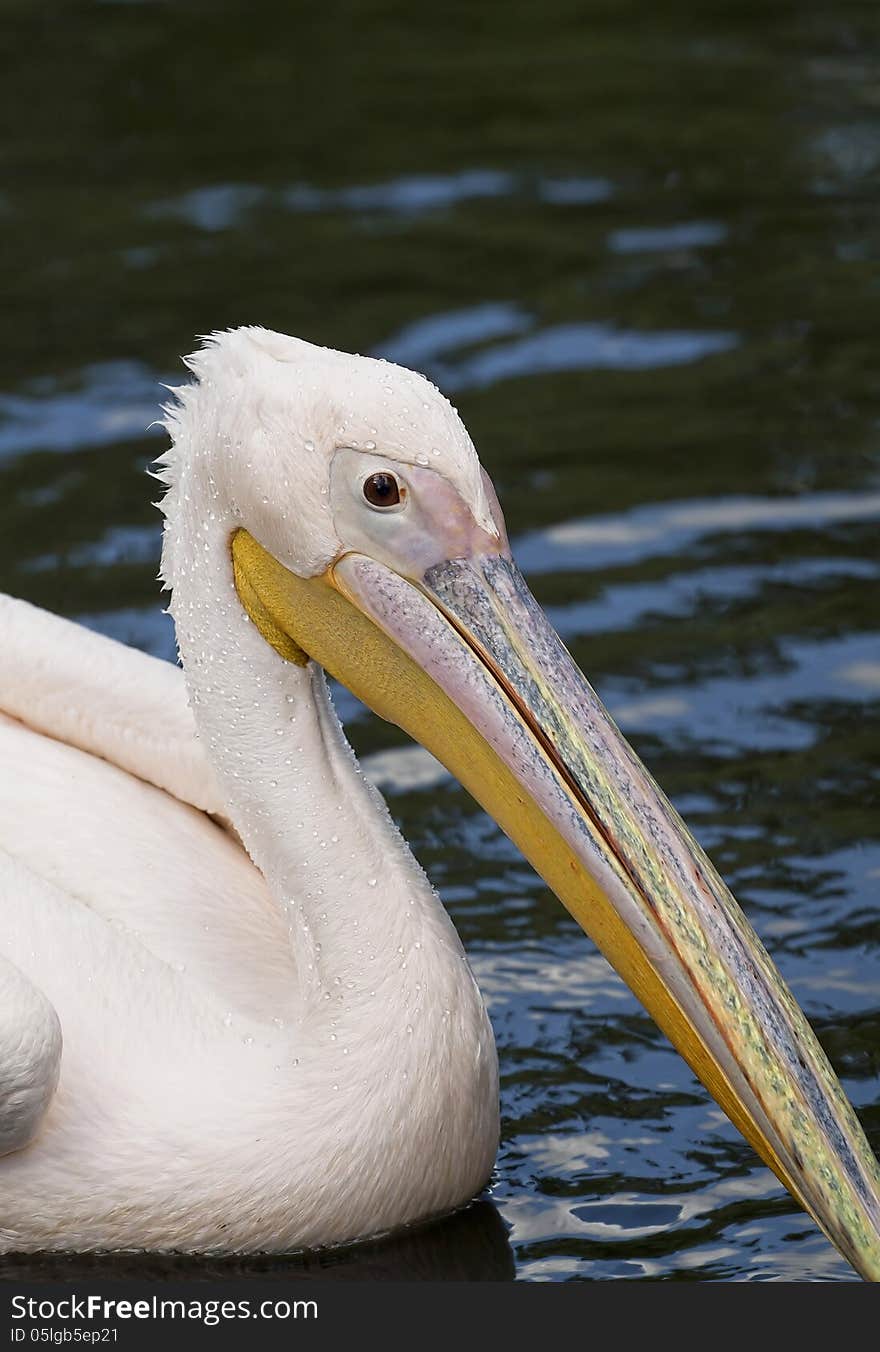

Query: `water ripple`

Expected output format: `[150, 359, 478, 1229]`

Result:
[146, 170, 614, 231]
[0, 361, 164, 460]
[517, 491, 880, 573]
[608, 221, 728, 253]
[377, 310, 737, 390]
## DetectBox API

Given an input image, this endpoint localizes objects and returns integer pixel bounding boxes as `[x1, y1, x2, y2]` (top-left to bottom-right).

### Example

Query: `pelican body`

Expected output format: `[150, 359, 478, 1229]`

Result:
[0, 327, 878, 1276]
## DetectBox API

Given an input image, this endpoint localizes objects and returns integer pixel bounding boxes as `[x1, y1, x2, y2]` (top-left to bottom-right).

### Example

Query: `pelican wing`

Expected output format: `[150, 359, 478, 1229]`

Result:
[0, 595, 296, 1022]
[0, 594, 222, 817]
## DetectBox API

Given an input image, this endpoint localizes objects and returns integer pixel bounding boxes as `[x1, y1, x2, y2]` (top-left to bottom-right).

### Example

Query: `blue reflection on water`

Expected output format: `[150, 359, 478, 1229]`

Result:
[608, 221, 728, 253]
[424, 321, 738, 389]
[145, 170, 614, 232]
[0, 361, 164, 459]
[546, 557, 880, 637]
[0, 301, 738, 459]
[377, 307, 737, 388]
[516, 491, 880, 572]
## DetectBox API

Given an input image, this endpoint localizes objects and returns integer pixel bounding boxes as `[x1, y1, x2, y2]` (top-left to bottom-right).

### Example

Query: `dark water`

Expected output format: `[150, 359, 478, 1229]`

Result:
[1, 1, 879, 1282]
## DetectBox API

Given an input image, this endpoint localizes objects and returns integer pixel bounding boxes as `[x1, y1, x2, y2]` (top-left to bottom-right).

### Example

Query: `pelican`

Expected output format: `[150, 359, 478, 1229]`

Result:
[0, 326, 878, 1278]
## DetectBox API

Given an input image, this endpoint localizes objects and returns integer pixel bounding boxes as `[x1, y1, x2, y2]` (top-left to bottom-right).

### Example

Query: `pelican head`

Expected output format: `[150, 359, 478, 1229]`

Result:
[158, 326, 880, 1279]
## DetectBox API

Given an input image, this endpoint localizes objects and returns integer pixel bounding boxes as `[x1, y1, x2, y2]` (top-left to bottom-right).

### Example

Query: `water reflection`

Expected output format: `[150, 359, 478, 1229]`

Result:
[146, 171, 615, 232]
[518, 491, 880, 573]
[0, 1202, 514, 1283]
[0, 0, 877, 1282]
[607, 222, 728, 253]
[404, 320, 738, 390]
[0, 362, 163, 459]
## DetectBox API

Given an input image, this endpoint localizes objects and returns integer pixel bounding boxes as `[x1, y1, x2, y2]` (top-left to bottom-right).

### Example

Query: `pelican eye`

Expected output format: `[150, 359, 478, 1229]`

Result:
[363, 472, 402, 508]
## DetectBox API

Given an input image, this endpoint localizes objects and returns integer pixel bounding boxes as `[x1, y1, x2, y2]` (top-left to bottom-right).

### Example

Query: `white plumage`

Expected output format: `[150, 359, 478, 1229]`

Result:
[3, 326, 878, 1279]
[0, 328, 498, 1252]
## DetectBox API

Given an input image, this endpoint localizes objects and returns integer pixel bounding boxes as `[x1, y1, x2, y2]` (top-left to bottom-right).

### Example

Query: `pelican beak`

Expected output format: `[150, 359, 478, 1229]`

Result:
[231, 523, 880, 1281]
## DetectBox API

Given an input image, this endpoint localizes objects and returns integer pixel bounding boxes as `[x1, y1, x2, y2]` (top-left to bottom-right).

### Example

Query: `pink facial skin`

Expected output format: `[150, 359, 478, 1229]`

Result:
[329, 451, 509, 583]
